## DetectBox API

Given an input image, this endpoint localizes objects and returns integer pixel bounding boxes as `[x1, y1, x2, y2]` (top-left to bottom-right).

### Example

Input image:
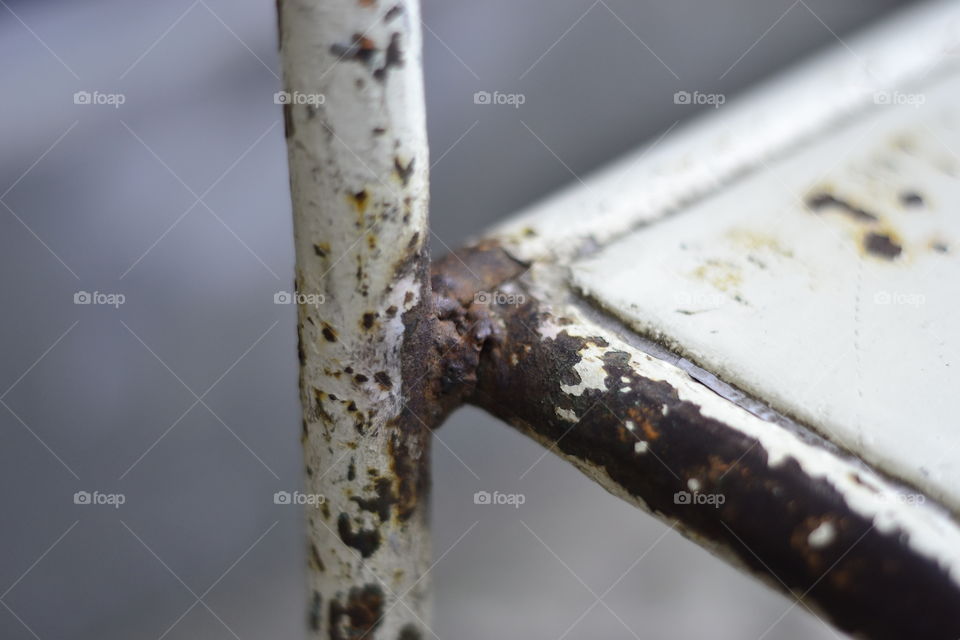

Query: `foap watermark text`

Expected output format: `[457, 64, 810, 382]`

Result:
[674, 90, 725, 108]
[274, 491, 326, 507]
[275, 291, 325, 307]
[474, 91, 526, 108]
[474, 490, 526, 508]
[75, 291, 125, 308]
[74, 490, 126, 508]
[74, 91, 126, 108]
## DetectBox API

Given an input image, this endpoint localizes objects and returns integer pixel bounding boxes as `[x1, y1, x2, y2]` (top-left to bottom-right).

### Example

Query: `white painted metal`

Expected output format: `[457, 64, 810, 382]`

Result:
[493, 0, 960, 263]
[487, 0, 960, 518]
[280, 1, 432, 636]
[571, 68, 960, 517]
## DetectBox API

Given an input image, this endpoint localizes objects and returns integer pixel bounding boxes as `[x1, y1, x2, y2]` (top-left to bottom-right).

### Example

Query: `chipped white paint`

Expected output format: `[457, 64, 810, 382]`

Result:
[556, 407, 579, 423]
[634, 441, 648, 455]
[572, 68, 960, 517]
[477, 0, 960, 600]
[809, 521, 837, 549]
[512, 268, 960, 585]
[558, 341, 609, 397]
[687, 478, 701, 492]
[280, 0, 432, 636]
[493, 0, 960, 263]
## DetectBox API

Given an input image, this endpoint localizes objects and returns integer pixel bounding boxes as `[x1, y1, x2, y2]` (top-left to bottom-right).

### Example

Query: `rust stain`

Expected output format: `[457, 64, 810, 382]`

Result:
[349, 189, 370, 214]
[863, 231, 903, 260]
[384, 5, 404, 21]
[806, 191, 878, 223]
[373, 32, 403, 82]
[393, 156, 415, 186]
[336, 513, 380, 558]
[283, 103, 294, 139]
[328, 584, 384, 640]
[322, 324, 338, 342]
[900, 191, 925, 208]
[691, 259, 743, 292]
[726, 229, 794, 258]
[330, 33, 378, 65]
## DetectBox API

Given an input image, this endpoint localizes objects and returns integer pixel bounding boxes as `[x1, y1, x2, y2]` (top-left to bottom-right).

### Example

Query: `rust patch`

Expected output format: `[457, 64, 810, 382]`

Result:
[385, 428, 425, 523]
[806, 192, 878, 223]
[373, 371, 392, 389]
[337, 513, 381, 558]
[900, 191, 925, 208]
[312, 388, 334, 424]
[464, 284, 960, 639]
[330, 34, 378, 65]
[385, 5, 404, 21]
[309, 590, 322, 631]
[297, 325, 307, 366]
[374, 32, 403, 82]
[863, 231, 902, 259]
[322, 324, 338, 342]
[310, 542, 326, 572]
[329, 584, 384, 640]
[398, 625, 422, 640]
[350, 190, 370, 214]
[283, 103, 294, 139]
[351, 477, 396, 522]
[393, 157, 415, 186]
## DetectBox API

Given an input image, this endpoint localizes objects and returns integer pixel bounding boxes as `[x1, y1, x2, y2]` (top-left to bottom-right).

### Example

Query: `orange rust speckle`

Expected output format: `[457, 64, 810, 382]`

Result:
[705, 455, 731, 481]
[691, 259, 743, 293]
[641, 422, 660, 441]
[349, 189, 369, 215]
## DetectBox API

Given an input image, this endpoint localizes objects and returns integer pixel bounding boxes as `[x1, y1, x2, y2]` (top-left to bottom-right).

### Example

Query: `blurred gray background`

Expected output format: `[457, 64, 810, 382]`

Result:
[0, 0, 909, 638]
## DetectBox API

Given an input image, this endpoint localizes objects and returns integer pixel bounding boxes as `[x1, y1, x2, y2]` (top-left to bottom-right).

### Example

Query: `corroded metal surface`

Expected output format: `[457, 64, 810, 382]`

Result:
[280, 0, 434, 637]
[444, 6, 960, 635]
[431, 249, 960, 638]
[282, 0, 960, 637]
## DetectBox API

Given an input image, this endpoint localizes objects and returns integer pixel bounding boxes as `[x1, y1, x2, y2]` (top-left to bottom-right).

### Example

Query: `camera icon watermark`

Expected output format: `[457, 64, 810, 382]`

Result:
[74, 90, 126, 109]
[473, 91, 526, 109]
[274, 91, 326, 106]
[74, 291, 126, 308]
[473, 490, 526, 508]
[74, 490, 126, 509]
[273, 490, 326, 507]
[274, 291, 325, 307]
[673, 90, 725, 109]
